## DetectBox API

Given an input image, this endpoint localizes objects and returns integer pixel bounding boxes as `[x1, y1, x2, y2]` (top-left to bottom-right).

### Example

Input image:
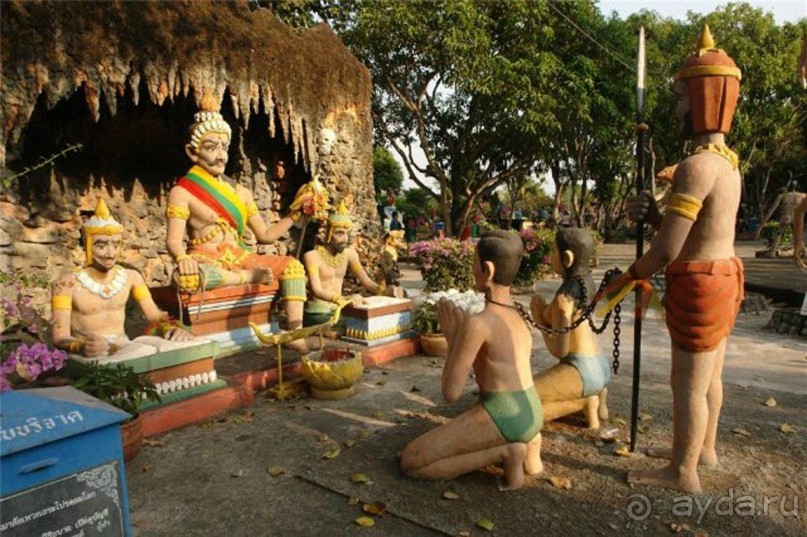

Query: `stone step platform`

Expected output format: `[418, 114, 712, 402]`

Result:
[140, 335, 421, 438]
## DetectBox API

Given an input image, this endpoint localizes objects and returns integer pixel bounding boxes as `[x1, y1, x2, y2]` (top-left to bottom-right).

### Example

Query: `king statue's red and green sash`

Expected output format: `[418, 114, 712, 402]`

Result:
[176, 165, 248, 240]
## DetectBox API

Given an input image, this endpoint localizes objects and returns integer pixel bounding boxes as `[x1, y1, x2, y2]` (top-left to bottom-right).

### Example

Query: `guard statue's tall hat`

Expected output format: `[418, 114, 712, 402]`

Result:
[675, 25, 742, 135]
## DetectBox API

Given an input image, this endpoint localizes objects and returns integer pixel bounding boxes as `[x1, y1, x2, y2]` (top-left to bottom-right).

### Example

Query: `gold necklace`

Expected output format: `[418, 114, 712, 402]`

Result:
[693, 143, 739, 170]
[316, 245, 347, 268]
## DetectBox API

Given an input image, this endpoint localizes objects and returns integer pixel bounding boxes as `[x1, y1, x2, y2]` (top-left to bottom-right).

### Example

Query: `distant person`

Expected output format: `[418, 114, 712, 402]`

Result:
[559, 210, 572, 227]
[434, 220, 445, 238]
[389, 211, 403, 231]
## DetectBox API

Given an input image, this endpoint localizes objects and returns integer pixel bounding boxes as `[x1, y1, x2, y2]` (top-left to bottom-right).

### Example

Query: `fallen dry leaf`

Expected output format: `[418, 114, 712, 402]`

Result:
[780, 423, 797, 434]
[354, 516, 375, 527]
[233, 411, 254, 424]
[476, 518, 495, 531]
[547, 476, 572, 490]
[763, 396, 777, 407]
[143, 439, 165, 447]
[347, 497, 360, 506]
[318, 434, 331, 443]
[323, 447, 341, 460]
[638, 413, 652, 422]
[410, 385, 421, 392]
[731, 427, 752, 436]
[638, 424, 650, 434]
[357, 430, 372, 439]
[613, 446, 630, 457]
[266, 466, 285, 477]
[376, 379, 388, 386]
[457, 532, 470, 537]
[442, 491, 460, 500]
[344, 439, 356, 448]
[231, 469, 245, 478]
[362, 502, 387, 516]
[141, 464, 154, 474]
[350, 473, 372, 484]
[613, 417, 627, 427]
[371, 411, 385, 419]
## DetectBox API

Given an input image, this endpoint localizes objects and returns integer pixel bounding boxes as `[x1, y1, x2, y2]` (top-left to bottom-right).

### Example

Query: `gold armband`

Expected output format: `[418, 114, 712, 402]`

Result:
[290, 211, 302, 223]
[348, 259, 362, 274]
[176, 253, 192, 263]
[666, 193, 703, 221]
[166, 204, 191, 220]
[376, 281, 387, 296]
[68, 339, 84, 354]
[246, 202, 259, 218]
[132, 284, 151, 302]
[51, 295, 72, 311]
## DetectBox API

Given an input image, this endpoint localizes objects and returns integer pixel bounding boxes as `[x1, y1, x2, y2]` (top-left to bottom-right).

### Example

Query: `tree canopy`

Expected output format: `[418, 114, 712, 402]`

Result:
[270, 0, 807, 235]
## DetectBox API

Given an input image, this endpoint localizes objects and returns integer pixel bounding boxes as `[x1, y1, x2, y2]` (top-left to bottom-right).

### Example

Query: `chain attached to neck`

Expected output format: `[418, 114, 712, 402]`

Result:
[513, 268, 624, 374]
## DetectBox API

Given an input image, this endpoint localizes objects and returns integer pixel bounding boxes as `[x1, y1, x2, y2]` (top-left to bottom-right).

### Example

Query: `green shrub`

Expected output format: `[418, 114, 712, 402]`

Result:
[409, 238, 475, 292]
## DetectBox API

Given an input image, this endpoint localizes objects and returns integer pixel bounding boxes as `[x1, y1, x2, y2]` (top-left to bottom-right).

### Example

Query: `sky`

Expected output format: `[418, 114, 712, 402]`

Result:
[598, 0, 805, 24]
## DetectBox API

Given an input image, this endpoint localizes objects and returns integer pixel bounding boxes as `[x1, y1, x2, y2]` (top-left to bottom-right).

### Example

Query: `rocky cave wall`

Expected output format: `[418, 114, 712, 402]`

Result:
[1, 0, 379, 310]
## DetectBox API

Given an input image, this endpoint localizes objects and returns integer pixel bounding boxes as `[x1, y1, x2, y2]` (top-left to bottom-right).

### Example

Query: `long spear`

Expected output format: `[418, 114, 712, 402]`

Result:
[630, 27, 647, 452]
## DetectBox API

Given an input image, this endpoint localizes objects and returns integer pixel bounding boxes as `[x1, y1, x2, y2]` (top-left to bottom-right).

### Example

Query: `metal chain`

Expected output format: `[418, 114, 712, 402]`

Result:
[514, 268, 622, 336]
[611, 303, 621, 374]
[513, 268, 624, 374]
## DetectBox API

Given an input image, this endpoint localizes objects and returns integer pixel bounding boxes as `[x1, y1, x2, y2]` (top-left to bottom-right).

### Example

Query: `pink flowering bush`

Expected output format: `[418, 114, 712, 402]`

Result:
[409, 238, 476, 292]
[1, 283, 66, 391]
[515, 227, 554, 286]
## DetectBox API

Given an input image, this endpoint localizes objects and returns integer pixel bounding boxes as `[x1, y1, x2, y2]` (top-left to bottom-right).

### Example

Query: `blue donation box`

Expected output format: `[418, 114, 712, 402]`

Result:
[0, 387, 133, 536]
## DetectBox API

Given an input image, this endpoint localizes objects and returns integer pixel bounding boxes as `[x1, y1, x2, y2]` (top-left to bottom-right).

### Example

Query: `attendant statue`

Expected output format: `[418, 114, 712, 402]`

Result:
[379, 229, 407, 286]
[165, 92, 310, 345]
[302, 201, 403, 327]
[401, 231, 543, 490]
[530, 227, 610, 429]
[611, 26, 744, 493]
[51, 200, 193, 361]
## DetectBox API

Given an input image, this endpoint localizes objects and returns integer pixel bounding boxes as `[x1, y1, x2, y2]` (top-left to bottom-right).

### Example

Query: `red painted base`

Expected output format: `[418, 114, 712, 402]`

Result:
[140, 337, 419, 438]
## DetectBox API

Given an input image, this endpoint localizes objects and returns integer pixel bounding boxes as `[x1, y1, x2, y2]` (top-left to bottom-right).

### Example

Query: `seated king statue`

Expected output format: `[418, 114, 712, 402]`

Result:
[51, 199, 194, 361]
[165, 92, 310, 342]
[302, 201, 403, 327]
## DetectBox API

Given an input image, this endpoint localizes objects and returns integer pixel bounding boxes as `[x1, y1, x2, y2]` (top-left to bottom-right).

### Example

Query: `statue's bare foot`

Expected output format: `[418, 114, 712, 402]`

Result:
[250, 268, 274, 285]
[498, 443, 527, 491]
[643, 446, 718, 467]
[626, 465, 701, 493]
[524, 434, 543, 476]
